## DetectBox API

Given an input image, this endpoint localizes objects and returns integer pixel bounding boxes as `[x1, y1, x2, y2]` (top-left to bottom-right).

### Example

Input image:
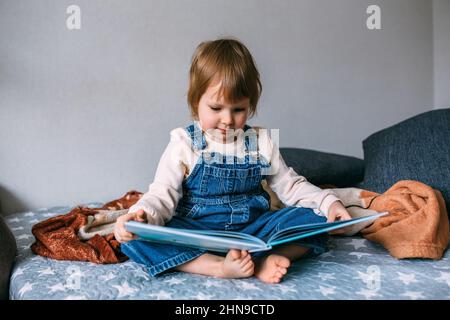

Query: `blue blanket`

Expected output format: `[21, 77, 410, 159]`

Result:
[6, 204, 450, 300]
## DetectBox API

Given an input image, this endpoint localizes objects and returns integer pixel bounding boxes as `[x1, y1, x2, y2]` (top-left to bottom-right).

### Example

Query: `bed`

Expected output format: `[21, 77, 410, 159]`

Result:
[6, 203, 450, 300]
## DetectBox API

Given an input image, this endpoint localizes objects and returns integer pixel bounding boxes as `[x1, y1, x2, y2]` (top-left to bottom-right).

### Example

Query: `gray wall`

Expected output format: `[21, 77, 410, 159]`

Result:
[433, 0, 450, 109]
[0, 0, 436, 215]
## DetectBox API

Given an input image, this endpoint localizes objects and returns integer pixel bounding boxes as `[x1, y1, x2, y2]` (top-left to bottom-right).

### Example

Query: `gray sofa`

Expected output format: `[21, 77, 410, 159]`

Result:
[1, 108, 449, 300]
[0, 213, 17, 300]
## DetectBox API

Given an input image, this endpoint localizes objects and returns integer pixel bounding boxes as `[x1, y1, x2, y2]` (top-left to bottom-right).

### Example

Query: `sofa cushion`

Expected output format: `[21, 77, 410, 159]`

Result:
[361, 108, 450, 212]
[279, 147, 365, 187]
[0, 215, 17, 300]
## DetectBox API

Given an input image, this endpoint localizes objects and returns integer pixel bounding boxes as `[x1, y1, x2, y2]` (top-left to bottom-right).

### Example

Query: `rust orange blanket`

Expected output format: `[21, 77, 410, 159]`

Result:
[31, 191, 142, 264]
[333, 180, 449, 259]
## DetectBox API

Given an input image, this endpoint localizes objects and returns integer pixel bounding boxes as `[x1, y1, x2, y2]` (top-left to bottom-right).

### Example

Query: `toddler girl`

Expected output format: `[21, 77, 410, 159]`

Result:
[114, 38, 351, 283]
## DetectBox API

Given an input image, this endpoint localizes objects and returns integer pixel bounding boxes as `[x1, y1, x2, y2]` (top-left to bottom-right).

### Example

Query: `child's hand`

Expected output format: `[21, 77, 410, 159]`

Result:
[326, 201, 352, 235]
[114, 209, 147, 243]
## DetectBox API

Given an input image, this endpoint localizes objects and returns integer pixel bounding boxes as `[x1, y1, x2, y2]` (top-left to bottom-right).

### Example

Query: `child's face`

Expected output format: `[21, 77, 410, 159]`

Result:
[197, 82, 250, 143]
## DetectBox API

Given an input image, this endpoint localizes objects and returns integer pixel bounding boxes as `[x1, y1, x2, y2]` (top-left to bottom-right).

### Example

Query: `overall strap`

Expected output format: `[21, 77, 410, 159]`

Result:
[184, 122, 207, 150]
[243, 125, 259, 162]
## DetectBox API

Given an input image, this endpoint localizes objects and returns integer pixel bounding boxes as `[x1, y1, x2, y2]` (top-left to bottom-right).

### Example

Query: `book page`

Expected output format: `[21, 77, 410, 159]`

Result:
[267, 212, 388, 246]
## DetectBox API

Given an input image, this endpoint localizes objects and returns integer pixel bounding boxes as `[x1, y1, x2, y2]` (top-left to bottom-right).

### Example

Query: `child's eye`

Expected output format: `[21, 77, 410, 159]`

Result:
[210, 106, 221, 112]
[234, 108, 245, 113]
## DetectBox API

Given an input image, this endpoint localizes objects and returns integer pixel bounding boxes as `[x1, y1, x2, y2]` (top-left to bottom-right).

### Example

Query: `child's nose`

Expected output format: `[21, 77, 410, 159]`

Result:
[221, 110, 233, 126]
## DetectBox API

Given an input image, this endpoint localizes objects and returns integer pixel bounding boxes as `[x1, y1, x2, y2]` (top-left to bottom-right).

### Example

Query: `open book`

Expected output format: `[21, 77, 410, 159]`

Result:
[125, 212, 388, 253]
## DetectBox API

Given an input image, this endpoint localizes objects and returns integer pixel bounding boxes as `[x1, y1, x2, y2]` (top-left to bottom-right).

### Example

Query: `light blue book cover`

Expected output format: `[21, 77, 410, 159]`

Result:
[125, 212, 388, 253]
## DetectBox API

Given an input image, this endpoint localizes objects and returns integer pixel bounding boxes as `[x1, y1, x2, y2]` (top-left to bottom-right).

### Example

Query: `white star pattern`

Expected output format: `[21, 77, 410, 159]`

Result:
[11, 226, 24, 231]
[164, 277, 186, 285]
[7, 217, 22, 223]
[278, 284, 297, 294]
[137, 272, 150, 281]
[354, 268, 381, 293]
[18, 282, 33, 297]
[48, 283, 67, 293]
[42, 213, 57, 217]
[150, 290, 173, 300]
[11, 267, 27, 281]
[356, 288, 380, 299]
[349, 252, 371, 259]
[355, 270, 375, 283]
[112, 281, 137, 298]
[194, 292, 214, 300]
[29, 219, 40, 224]
[241, 281, 262, 291]
[437, 265, 450, 270]
[64, 295, 88, 300]
[99, 273, 117, 281]
[37, 267, 55, 277]
[347, 239, 367, 250]
[24, 212, 35, 217]
[16, 234, 33, 240]
[204, 279, 222, 287]
[68, 268, 84, 280]
[397, 272, 417, 285]
[31, 255, 43, 261]
[401, 291, 425, 300]
[436, 272, 450, 286]
[318, 285, 336, 297]
[317, 273, 336, 281]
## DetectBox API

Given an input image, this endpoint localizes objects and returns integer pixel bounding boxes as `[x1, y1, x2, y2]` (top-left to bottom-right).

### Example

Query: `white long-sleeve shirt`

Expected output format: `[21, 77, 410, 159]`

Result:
[129, 123, 340, 225]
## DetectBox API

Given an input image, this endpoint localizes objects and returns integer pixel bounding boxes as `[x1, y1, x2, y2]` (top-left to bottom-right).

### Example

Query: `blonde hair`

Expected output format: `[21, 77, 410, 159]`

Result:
[187, 38, 262, 118]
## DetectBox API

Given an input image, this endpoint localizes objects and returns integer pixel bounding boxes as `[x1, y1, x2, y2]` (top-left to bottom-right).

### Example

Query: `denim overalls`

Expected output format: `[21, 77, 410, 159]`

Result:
[121, 123, 328, 277]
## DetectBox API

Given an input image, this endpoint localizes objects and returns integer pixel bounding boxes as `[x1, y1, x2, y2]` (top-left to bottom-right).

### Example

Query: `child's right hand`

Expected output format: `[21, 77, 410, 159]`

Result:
[114, 209, 147, 243]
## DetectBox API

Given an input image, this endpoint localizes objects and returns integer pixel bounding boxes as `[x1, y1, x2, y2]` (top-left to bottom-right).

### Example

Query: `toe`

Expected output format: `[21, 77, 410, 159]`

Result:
[277, 257, 291, 268]
[277, 267, 288, 275]
[243, 260, 254, 270]
[243, 263, 254, 274]
[227, 249, 241, 260]
[271, 276, 281, 283]
[240, 254, 251, 266]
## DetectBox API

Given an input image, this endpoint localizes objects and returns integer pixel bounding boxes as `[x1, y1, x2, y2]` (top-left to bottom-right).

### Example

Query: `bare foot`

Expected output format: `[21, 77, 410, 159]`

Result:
[220, 249, 255, 278]
[255, 254, 290, 284]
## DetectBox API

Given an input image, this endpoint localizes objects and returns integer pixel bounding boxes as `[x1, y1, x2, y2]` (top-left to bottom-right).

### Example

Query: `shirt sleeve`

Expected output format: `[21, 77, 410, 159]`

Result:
[264, 134, 340, 217]
[128, 128, 189, 225]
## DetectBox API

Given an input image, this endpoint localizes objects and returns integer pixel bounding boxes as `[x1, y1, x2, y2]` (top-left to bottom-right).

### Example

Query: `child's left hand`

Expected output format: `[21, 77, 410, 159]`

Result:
[326, 201, 352, 235]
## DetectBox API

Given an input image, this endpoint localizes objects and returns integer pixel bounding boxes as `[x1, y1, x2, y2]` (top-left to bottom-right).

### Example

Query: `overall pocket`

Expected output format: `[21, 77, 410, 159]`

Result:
[200, 164, 263, 195]
[200, 165, 234, 195]
[175, 202, 201, 218]
[232, 167, 262, 194]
